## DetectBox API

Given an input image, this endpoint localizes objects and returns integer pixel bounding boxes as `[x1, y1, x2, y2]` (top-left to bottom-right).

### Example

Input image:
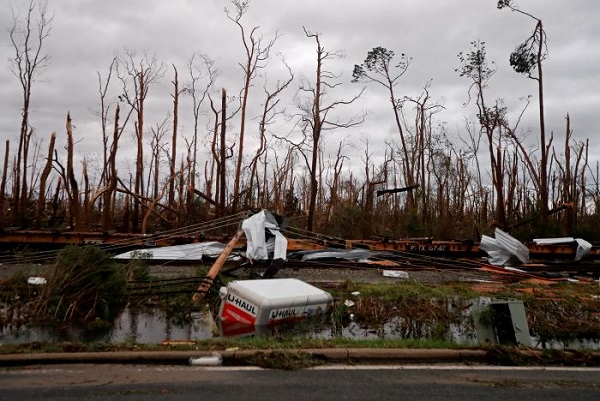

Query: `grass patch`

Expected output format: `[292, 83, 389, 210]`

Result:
[332, 280, 478, 301]
[0, 337, 465, 355]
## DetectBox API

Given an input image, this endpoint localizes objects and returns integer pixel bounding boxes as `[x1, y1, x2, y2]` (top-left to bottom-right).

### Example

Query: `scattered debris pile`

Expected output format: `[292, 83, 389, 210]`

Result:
[112, 210, 599, 288]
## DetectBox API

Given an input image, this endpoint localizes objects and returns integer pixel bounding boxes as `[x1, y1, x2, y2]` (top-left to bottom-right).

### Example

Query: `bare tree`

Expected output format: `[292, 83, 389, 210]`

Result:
[206, 88, 239, 217]
[246, 61, 294, 208]
[65, 113, 80, 229]
[226, 0, 279, 213]
[219, 89, 228, 216]
[552, 114, 586, 233]
[100, 103, 127, 230]
[352, 47, 414, 205]
[299, 27, 365, 231]
[401, 82, 444, 223]
[9, 0, 52, 223]
[168, 65, 187, 211]
[186, 54, 216, 189]
[324, 141, 349, 225]
[457, 40, 510, 228]
[34, 132, 55, 228]
[96, 57, 117, 187]
[0, 141, 10, 226]
[148, 117, 170, 200]
[95, 58, 134, 230]
[460, 118, 488, 227]
[117, 50, 166, 232]
[81, 158, 90, 230]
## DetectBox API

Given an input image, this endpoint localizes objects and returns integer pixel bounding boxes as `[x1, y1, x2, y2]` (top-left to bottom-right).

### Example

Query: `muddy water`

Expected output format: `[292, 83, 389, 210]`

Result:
[1, 302, 599, 350]
[1, 308, 216, 345]
[1, 304, 478, 345]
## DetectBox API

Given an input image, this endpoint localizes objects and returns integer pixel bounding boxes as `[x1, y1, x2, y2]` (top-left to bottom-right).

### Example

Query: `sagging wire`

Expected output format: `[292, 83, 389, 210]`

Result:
[0, 212, 248, 265]
[126, 276, 224, 297]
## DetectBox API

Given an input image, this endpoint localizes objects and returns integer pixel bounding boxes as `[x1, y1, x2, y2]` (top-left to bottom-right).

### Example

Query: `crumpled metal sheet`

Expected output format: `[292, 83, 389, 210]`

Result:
[533, 237, 575, 245]
[113, 241, 229, 261]
[479, 228, 529, 266]
[300, 248, 372, 261]
[479, 234, 512, 266]
[495, 228, 529, 264]
[574, 238, 592, 262]
[533, 236, 592, 262]
[242, 210, 287, 261]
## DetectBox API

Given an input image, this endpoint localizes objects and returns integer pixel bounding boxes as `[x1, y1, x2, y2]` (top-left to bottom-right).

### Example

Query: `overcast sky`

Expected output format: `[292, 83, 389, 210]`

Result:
[1, 0, 599, 183]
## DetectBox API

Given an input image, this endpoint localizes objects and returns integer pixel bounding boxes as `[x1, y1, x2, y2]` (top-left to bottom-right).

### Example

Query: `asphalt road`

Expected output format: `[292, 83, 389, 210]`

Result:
[1, 364, 599, 400]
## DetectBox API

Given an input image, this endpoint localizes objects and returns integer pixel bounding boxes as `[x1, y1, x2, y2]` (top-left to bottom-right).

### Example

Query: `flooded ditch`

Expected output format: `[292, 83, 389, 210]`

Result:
[2, 295, 599, 351]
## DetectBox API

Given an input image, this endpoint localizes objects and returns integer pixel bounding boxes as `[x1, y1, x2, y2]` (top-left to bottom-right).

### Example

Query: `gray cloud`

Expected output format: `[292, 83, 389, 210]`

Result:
[1, 0, 598, 180]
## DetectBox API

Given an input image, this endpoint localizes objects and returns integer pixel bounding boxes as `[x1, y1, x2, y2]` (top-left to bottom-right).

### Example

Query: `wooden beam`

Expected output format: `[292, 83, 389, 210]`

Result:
[192, 228, 245, 302]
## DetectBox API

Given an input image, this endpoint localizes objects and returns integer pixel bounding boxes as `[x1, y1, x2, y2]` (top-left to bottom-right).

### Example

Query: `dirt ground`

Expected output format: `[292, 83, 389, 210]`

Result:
[273, 266, 495, 284]
[0, 263, 50, 280]
[146, 263, 498, 286]
[0, 260, 497, 285]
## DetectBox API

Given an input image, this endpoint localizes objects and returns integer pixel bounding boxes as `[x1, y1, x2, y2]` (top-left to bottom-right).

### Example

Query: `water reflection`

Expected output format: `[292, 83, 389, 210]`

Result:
[110, 308, 215, 343]
[1, 302, 599, 351]
[1, 308, 215, 345]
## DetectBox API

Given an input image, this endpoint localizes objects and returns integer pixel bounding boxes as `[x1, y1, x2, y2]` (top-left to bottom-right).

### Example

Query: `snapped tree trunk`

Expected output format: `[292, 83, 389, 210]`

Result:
[66, 114, 80, 230]
[34, 132, 56, 228]
[219, 88, 227, 216]
[0, 140, 9, 226]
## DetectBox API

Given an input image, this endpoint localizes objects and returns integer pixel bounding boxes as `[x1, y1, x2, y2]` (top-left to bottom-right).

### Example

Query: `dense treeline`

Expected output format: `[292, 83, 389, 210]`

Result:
[1, 0, 599, 241]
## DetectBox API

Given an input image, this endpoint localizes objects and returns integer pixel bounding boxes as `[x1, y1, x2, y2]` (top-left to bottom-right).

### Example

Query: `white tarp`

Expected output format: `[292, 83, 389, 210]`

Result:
[241, 210, 287, 261]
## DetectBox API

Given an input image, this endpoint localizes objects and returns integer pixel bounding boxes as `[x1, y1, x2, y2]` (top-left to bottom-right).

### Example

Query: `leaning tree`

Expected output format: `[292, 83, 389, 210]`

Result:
[497, 0, 551, 224]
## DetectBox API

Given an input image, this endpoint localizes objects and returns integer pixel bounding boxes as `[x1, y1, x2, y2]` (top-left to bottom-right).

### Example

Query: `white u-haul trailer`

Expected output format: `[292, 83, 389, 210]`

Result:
[218, 278, 333, 336]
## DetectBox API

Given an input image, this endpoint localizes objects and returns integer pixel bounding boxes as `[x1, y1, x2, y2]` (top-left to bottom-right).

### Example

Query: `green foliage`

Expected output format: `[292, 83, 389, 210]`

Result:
[400, 209, 425, 237]
[283, 190, 300, 216]
[40, 246, 127, 322]
[0, 337, 465, 355]
[572, 215, 600, 242]
[456, 40, 495, 93]
[509, 43, 537, 74]
[124, 250, 151, 281]
[353, 281, 476, 301]
[0, 265, 35, 301]
[352, 46, 411, 83]
[496, 0, 513, 9]
[476, 305, 495, 327]
[322, 204, 371, 238]
[328, 281, 478, 341]
[497, 0, 547, 78]
[525, 295, 600, 347]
